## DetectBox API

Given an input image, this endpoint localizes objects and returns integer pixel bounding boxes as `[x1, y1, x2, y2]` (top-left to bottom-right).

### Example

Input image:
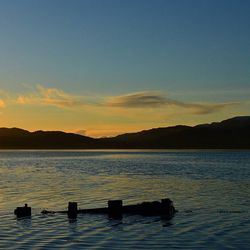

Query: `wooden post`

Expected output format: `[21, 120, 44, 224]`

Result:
[14, 204, 31, 218]
[108, 200, 123, 218]
[161, 198, 174, 218]
[68, 202, 78, 219]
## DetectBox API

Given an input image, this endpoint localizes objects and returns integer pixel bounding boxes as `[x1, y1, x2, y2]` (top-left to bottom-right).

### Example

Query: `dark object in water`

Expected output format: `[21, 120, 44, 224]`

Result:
[41, 198, 177, 219]
[14, 204, 31, 218]
[121, 199, 176, 218]
[41, 209, 55, 214]
[161, 198, 176, 218]
[68, 202, 78, 219]
[108, 200, 123, 218]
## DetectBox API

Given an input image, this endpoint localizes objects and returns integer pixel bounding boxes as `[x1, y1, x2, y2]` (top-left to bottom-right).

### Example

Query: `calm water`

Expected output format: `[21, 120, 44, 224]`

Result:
[0, 150, 249, 249]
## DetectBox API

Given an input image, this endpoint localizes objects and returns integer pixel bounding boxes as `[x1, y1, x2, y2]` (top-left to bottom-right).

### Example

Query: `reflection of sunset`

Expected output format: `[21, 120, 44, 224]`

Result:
[1, 150, 249, 214]
[0, 162, 233, 211]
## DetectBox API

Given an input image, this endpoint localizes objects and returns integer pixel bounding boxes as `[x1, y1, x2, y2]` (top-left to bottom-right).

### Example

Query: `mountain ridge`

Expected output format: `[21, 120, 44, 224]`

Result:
[0, 116, 249, 149]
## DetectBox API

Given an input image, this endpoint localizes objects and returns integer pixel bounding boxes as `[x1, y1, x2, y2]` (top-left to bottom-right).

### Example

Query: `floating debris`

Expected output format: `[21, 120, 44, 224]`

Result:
[16, 199, 177, 219]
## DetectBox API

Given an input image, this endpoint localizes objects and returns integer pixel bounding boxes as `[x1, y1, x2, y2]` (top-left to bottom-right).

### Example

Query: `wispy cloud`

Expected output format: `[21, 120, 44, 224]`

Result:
[17, 85, 86, 108]
[75, 129, 87, 136]
[107, 91, 168, 108]
[0, 90, 6, 108]
[106, 91, 237, 115]
[10, 85, 240, 116]
[0, 99, 5, 108]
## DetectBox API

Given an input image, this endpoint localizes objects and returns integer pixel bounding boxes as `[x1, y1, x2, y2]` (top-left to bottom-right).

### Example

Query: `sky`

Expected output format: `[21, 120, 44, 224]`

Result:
[0, 0, 249, 137]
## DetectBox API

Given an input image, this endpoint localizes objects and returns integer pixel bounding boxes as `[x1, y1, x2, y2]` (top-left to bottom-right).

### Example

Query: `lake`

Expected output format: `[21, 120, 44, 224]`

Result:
[0, 150, 249, 249]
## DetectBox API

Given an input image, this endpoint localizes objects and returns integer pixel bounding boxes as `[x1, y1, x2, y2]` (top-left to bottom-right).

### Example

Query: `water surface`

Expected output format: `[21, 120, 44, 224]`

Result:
[0, 150, 249, 249]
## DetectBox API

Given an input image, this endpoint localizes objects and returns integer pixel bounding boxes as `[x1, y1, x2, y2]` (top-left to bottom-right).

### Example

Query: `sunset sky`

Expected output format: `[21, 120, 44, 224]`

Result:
[0, 0, 249, 137]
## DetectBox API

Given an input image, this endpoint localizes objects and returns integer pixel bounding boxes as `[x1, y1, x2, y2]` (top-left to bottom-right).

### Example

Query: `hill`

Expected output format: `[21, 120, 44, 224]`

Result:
[0, 116, 250, 149]
[0, 128, 97, 149]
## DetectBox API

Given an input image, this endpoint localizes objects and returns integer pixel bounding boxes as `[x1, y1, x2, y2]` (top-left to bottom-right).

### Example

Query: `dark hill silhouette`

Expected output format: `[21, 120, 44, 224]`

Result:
[0, 116, 250, 149]
[0, 129, 97, 149]
[103, 116, 250, 149]
[0, 128, 30, 137]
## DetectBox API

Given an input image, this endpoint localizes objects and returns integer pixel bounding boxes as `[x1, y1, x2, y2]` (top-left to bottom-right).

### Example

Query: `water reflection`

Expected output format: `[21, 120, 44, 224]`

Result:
[16, 217, 32, 229]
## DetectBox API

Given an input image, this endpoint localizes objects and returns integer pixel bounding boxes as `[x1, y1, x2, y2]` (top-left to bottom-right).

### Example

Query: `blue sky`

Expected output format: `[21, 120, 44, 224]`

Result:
[0, 0, 249, 136]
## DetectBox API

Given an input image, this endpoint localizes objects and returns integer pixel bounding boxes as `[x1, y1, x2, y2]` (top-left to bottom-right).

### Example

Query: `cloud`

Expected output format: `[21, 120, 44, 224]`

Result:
[75, 130, 87, 136]
[17, 85, 86, 109]
[106, 91, 168, 108]
[0, 99, 5, 108]
[0, 89, 7, 108]
[106, 91, 237, 115]
[77, 128, 127, 138]
[14, 86, 239, 115]
[184, 103, 237, 115]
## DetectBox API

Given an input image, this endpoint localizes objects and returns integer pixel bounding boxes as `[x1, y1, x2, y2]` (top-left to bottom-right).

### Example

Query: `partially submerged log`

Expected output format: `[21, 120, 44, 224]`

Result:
[41, 198, 177, 219]
[121, 199, 176, 217]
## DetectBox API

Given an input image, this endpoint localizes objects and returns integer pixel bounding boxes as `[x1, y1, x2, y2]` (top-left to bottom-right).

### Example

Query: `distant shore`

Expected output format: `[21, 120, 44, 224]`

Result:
[0, 116, 250, 149]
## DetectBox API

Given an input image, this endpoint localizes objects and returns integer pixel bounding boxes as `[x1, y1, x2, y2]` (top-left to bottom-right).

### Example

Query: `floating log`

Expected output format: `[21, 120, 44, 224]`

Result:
[14, 204, 31, 218]
[41, 198, 177, 218]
